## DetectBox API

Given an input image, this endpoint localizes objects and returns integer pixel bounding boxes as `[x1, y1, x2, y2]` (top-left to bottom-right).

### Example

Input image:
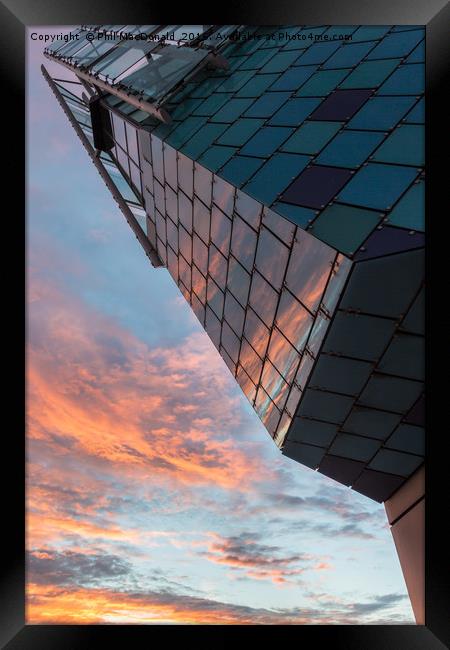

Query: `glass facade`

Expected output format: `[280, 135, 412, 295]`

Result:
[44, 24, 425, 505]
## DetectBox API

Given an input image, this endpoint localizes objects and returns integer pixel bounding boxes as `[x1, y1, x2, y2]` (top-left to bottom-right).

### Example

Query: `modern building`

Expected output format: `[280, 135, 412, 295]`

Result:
[42, 25, 425, 623]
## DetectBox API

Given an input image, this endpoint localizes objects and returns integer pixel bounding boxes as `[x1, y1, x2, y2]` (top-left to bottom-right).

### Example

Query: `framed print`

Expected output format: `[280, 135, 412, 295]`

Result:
[2, 1, 448, 647]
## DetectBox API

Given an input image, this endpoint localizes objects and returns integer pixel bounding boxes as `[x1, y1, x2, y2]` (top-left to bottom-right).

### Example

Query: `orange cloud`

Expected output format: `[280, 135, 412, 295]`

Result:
[27, 277, 271, 493]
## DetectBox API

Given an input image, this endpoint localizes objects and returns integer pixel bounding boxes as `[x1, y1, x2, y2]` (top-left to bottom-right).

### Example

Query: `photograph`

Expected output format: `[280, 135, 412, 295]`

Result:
[1, 5, 448, 648]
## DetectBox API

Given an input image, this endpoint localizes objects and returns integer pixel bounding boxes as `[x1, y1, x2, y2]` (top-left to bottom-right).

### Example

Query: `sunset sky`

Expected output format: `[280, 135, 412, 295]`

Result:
[26, 27, 414, 625]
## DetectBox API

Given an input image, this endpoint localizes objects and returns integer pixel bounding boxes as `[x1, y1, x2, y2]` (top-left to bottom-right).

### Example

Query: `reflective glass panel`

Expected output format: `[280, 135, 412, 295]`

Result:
[234, 190, 262, 229]
[244, 308, 270, 360]
[207, 277, 224, 318]
[255, 226, 290, 291]
[112, 112, 127, 151]
[221, 321, 241, 363]
[165, 184, 177, 222]
[212, 176, 235, 216]
[254, 386, 280, 429]
[295, 351, 315, 391]
[224, 291, 245, 336]
[167, 245, 178, 280]
[267, 327, 300, 384]
[221, 347, 237, 375]
[153, 179, 165, 216]
[262, 207, 295, 246]
[322, 254, 352, 314]
[192, 291, 206, 326]
[166, 217, 178, 252]
[129, 161, 142, 196]
[192, 234, 208, 276]
[261, 360, 290, 410]
[210, 205, 231, 255]
[205, 305, 221, 350]
[151, 135, 164, 183]
[248, 271, 279, 328]
[275, 289, 314, 352]
[230, 215, 257, 272]
[285, 383, 302, 417]
[178, 152, 194, 198]
[193, 197, 210, 244]
[192, 265, 207, 304]
[285, 230, 334, 313]
[91, 39, 159, 81]
[121, 45, 209, 103]
[227, 256, 251, 306]
[178, 191, 193, 232]
[308, 311, 330, 358]
[179, 254, 191, 290]
[163, 143, 178, 190]
[194, 163, 213, 207]
[178, 224, 192, 263]
[239, 339, 263, 384]
[129, 204, 146, 231]
[236, 366, 257, 404]
[125, 122, 140, 166]
[208, 244, 228, 290]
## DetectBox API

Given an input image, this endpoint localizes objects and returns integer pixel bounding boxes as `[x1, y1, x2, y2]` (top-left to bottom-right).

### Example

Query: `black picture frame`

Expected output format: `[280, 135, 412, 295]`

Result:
[2, 1, 448, 647]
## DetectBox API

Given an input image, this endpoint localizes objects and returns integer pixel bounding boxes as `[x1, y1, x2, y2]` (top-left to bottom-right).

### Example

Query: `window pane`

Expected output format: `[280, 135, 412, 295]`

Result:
[121, 45, 209, 103]
[249, 271, 279, 327]
[192, 265, 207, 304]
[193, 197, 210, 244]
[267, 327, 300, 384]
[262, 207, 295, 246]
[179, 224, 192, 263]
[221, 322, 241, 363]
[164, 143, 178, 190]
[231, 215, 257, 272]
[208, 244, 228, 290]
[239, 339, 263, 384]
[285, 230, 334, 313]
[126, 122, 140, 166]
[235, 190, 262, 229]
[211, 205, 231, 255]
[224, 291, 245, 337]
[212, 176, 235, 216]
[207, 277, 224, 318]
[151, 135, 164, 183]
[178, 191, 193, 232]
[178, 152, 194, 198]
[153, 179, 165, 216]
[166, 217, 178, 252]
[165, 184, 177, 222]
[193, 234, 208, 276]
[275, 289, 314, 352]
[261, 359, 290, 410]
[227, 256, 251, 306]
[194, 163, 213, 207]
[244, 308, 270, 359]
[255, 226, 290, 291]
[205, 306, 221, 350]
[236, 366, 257, 404]
[179, 254, 191, 291]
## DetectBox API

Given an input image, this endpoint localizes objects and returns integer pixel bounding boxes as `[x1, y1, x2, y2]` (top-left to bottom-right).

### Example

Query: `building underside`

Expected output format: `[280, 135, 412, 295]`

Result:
[42, 25, 425, 622]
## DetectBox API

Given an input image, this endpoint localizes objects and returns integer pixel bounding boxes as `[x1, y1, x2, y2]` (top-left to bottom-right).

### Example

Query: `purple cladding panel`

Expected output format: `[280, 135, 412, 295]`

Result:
[352, 469, 405, 503]
[354, 225, 425, 260]
[280, 165, 353, 209]
[310, 89, 374, 121]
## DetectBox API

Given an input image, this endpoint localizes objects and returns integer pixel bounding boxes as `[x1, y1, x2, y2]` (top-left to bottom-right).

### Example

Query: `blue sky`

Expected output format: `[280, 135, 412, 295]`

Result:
[26, 27, 414, 624]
